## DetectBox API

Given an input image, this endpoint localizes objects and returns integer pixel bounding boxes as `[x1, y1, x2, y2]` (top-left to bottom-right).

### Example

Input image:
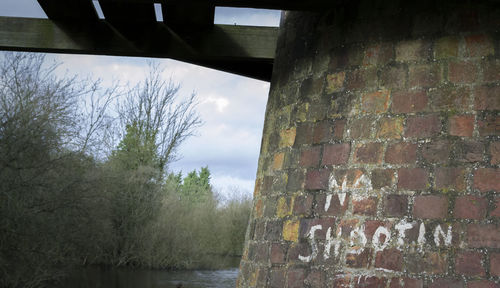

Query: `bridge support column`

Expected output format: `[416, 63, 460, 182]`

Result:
[238, 1, 499, 287]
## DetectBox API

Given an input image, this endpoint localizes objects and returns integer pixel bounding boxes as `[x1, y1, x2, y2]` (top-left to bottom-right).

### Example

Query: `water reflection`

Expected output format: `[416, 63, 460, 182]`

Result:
[59, 266, 239, 288]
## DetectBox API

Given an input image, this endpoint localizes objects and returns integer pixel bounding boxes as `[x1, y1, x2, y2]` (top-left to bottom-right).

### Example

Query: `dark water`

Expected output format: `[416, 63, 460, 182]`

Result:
[58, 266, 239, 288]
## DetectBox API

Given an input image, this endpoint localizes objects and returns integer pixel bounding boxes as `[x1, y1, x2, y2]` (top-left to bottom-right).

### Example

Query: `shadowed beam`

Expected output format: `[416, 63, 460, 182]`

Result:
[0, 17, 278, 81]
[87, 0, 335, 11]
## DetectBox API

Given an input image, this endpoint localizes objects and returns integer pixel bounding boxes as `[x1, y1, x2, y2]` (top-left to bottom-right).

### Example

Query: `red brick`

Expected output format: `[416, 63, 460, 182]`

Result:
[385, 142, 417, 164]
[287, 242, 311, 262]
[361, 90, 390, 114]
[305, 169, 330, 190]
[363, 43, 394, 67]
[371, 169, 395, 189]
[299, 218, 335, 240]
[475, 86, 500, 111]
[454, 195, 488, 220]
[364, 220, 391, 241]
[380, 65, 407, 90]
[255, 199, 264, 218]
[468, 280, 500, 288]
[293, 194, 313, 216]
[384, 195, 408, 217]
[455, 140, 484, 163]
[429, 86, 470, 111]
[389, 278, 423, 288]
[474, 168, 500, 192]
[315, 193, 348, 216]
[376, 117, 404, 139]
[435, 167, 466, 191]
[467, 224, 500, 248]
[396, 39, 429, 62]
[270, 269, 286, 287]
[409, 64, 441, 88]
[331, 276, 351, 288]
[312, 121, 330, 144]
[273, 152, 285, 170]
[332, 119, 346, 140]
[483, 59, 500, 82]
[287, 170, 305, 191]
[346, 248, 373, 268]
[449, 61, 478, 84]
[428, 278, 464, 288]
[270, 243, 286, 264]
[455, 251, 485, 276]
[287, 268, 305, 288]
[492, 197, 500, 218]
[346, 67, 378, 90]
[491, 142, 500, 165]
[422, 140, 451, 164]
[391, 90, 428, 113]
[304, 270, 324, 287]
[375, 248, 403, 271]
[322, 143, 350, 165]
[338, 219, 359, 240]
[449, 115, 474, 137]
[406, 252, 448, 274]
[413, 195, 448, 219]
[405, 115, 441, 138]
[434, 36, 459, 59]
[354, 276, 388, 288]
[349, 117, 373, 139]
[353, 142, 383, 164]
[352, 197, 378, 216]
[326, 72, 346, 94]
[299, 146, 321, 167]
[491, 253, 500, 276]
[465, 34, 495, 57]
[294, 123, 314, 146]
[478, 115, 500, 136]
[398, 168, 429, 190]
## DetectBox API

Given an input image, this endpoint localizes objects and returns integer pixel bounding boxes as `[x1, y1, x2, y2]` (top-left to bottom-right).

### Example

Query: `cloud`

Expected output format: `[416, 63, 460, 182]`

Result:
[215, 7, 281, 27]
[203, 94, 230, 113]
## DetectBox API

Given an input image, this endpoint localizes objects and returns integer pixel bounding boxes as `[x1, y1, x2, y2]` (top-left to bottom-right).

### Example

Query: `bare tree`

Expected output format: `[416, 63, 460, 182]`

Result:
[117, 62, 202, 174]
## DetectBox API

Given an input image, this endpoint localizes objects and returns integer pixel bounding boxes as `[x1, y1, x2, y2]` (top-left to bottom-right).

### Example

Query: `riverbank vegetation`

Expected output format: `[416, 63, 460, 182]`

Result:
[0, 53, 252, 288]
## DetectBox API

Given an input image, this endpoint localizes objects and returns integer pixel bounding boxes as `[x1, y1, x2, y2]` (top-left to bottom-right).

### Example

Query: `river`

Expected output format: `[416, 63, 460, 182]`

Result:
[58, 266, 239, 288]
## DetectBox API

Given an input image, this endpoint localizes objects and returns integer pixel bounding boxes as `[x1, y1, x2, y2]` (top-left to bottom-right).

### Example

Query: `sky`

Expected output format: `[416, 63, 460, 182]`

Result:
[0, 1, 281, 197]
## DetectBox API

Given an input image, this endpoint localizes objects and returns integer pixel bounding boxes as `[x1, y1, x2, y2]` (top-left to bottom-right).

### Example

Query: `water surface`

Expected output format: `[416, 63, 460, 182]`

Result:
[59, 266, 239, 288]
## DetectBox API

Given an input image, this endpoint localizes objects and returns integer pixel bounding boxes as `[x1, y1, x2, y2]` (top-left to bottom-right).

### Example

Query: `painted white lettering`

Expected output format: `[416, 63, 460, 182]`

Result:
[324, 227, 342, 259]
[325, 194, 332, 212]
[349, 225, 367, 254]
[433, 224, 452, 247]
[417, 222, 426, 251]
[395, 219, 414, 247]
[299, 224, 322, 262]
[372, 226, 391, 251]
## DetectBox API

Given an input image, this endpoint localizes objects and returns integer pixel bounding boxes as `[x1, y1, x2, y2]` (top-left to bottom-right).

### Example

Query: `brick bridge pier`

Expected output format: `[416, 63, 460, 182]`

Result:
[237, 1, 500, 287]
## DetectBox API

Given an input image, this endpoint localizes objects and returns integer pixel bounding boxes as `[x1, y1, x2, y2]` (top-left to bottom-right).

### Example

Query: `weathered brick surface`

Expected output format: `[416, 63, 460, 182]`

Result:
[405, 115, 441, 138]
[491, 253, 500, 276]
[391, 90, 428, 113]
[467, 224, 500, 248]
[413, 195, 448, 219]
[398, 168, 428, 190]
[386, 142, 417, 164]
[238, 2, 500, 287]
[455, 251, 485, 276]
[449, 115, 474, 137]
[322, 143, 350, 165]
[454, 195, 488, 219]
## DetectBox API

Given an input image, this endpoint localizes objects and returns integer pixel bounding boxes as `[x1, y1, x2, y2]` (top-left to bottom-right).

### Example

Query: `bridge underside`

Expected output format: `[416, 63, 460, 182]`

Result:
[0, 0, 339, 81]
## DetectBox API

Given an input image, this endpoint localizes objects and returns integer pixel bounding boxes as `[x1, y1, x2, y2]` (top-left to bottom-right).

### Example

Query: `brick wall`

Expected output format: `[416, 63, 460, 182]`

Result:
[238, 1, 499, 287]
